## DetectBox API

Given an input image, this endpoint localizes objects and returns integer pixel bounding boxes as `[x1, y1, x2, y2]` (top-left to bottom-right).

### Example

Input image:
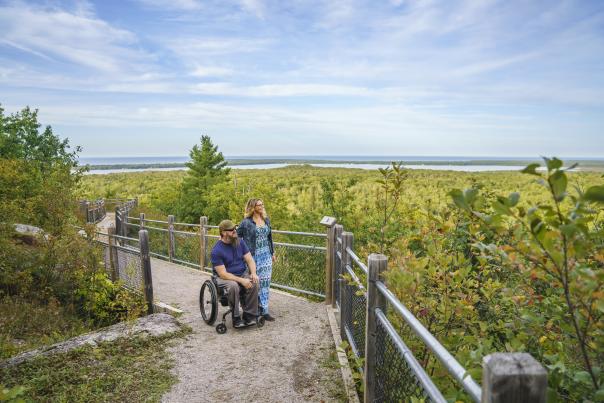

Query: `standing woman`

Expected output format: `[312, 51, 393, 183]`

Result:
[237, 198, 276, 321]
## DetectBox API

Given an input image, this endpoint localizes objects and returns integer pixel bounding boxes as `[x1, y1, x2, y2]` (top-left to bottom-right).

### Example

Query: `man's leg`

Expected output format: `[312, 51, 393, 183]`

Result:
[241, 274, 259, 319]
[215, 278, 241, 318]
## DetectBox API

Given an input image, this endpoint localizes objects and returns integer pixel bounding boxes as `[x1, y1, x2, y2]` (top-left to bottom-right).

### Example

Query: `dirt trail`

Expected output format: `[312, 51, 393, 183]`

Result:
[97, 213, 346, 402]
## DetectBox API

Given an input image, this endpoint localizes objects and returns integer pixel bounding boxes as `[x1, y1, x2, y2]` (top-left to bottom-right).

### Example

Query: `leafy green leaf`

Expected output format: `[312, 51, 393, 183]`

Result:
[549, 170, 567, 201]
[521, 163, 541, 176]
[449, 189, 470, 211]
[544, 157, 563, 171]
[584, 185, 604, 204]
[509, 192, 520, 207]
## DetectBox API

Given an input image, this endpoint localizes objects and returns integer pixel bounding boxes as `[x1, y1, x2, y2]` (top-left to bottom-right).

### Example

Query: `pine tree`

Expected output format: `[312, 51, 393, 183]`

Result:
[178, 135, 230, 222]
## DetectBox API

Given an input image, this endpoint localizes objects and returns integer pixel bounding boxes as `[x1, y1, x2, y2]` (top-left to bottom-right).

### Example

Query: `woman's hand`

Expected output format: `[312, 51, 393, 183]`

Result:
[272, 254, 276, 263]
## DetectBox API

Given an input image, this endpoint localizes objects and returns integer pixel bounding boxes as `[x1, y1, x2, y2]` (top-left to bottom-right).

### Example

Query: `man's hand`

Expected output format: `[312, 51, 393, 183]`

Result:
[251, 273, 259, 284]
[240, 278, 253, 289]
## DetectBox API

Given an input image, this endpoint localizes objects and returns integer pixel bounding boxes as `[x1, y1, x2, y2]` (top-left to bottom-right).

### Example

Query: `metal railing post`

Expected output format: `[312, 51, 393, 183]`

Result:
[482, 353, 547, 403]
[200, 216, 208, 270]
[139, 229, 154, 314]
[364, 253, 388, 403]
[340, 231, 353, 342]
[168, 215, 175, 262]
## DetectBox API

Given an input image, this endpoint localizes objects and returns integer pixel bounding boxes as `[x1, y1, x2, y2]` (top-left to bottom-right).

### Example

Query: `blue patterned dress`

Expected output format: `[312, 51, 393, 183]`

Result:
[254, 225, 273, 315]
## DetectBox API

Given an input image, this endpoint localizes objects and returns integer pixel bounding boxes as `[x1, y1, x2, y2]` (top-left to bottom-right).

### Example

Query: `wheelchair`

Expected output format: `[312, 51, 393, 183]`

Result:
[199, 275, 265, 334]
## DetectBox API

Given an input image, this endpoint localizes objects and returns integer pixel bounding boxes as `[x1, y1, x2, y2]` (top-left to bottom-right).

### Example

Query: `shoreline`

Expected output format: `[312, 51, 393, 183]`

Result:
[81, 158, 604, 172]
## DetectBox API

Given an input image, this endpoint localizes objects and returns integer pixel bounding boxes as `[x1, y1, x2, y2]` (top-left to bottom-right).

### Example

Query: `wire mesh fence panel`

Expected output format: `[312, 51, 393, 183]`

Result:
[203, 235, 220, 270]
[115, 245, 143, 290]
[271, 244, 326, 296]
[334, 245, 342, 307]
[341, 277, 367, 359]
[375, 314, 433, 402]
[173, 231, 201, 266]
[146, 226, 171, 258]
[102, 243, 110, 273]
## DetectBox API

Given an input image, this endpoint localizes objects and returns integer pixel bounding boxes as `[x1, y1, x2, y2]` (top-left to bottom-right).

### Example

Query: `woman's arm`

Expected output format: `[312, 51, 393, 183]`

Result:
[267, 217, 275, 256]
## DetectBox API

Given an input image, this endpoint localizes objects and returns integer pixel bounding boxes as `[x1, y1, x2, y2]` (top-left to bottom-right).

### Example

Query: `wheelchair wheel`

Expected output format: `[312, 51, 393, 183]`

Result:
[257, 316, 265, 328]
[199, 280, 218, 325]
[216, 323, 227, 334]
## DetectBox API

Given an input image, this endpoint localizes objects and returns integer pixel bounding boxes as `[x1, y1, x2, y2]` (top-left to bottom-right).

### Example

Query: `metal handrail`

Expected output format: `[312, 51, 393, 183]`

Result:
[172, 229, 198, 236]
[344, 263, 366, 292]
[375, 281, 482, 402]
[272, 229, 326, 237]
[174, 222, 201, 228]
[145, 225, 170, 233]
[95, 231, 139, 243]
[274, 241, 326, 251]
[375, 309, 447, 403]
[346, 247, 368, 275]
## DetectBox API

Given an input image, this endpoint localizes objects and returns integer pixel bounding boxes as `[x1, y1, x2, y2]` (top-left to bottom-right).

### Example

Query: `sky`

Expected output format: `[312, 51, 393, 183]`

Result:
[0, 0, 603, 157]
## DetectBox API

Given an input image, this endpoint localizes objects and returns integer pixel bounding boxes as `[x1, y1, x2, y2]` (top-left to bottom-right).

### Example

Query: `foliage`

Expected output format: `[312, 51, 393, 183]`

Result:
[449, 157, 604, 401]
[0, 105, 145, 357]
[338, 340, 365, 394]
[0, 385, 26, 403]
[177, 135, 230, 223]
[374, 162, 408, 254]
[0, 297, 93, 359]
[0, 330, 189, 403]
[0, 106, 81, 233]
[320, 176, 359, 228]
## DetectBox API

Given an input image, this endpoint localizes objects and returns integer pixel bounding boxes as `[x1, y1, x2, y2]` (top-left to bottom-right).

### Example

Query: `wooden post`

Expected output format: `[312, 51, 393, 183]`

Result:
[364, 253, 388, 403]
[320, 216, 337, 305]
[168, 215, 175, 262]
[139, 213, 145, 230]
[79, 200, 88, 220]
[200, 216, 208, 270]
[139, 229, 154, 315]
[334, 224, 344, 309]
[482, 353, 547, 403]
[340, 231, 354, 342]
[107, 225, 118, 282]
[115, 207, 120, 234]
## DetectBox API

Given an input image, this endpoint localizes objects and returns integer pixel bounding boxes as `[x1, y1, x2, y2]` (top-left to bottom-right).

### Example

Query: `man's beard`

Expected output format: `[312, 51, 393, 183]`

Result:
[225, 232, 240, 247]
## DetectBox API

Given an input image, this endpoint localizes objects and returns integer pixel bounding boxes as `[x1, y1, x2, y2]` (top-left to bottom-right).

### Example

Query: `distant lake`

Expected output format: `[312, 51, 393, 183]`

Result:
[85, 163, 529, 175]
[79, 155, 602, 165]
[80, 155, 602, 175]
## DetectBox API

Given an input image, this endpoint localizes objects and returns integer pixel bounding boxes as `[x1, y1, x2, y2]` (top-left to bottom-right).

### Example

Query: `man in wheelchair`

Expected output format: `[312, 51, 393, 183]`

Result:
[210, 219, 260, 328]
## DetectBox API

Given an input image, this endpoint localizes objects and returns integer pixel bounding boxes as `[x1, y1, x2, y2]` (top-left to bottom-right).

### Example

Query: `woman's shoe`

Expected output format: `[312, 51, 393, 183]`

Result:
[263, 313, 275, 322]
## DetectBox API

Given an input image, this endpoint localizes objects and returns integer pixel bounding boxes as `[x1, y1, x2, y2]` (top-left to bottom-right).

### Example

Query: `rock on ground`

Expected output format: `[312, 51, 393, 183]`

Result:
[1, 313, 182, 368]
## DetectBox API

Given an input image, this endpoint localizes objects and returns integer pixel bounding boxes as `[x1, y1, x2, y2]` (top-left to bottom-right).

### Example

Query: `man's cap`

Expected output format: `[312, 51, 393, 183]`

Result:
[218, 219, 236, 232]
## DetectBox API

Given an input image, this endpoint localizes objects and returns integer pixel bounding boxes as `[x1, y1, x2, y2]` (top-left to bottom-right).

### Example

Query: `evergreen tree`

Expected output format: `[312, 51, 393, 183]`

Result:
[178, 135, 230, 222]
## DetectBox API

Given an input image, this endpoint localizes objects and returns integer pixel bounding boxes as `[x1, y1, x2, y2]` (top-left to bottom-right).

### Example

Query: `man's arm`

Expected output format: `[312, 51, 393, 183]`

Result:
[215, 264, 252, 288]
[243, 252, 259, 284]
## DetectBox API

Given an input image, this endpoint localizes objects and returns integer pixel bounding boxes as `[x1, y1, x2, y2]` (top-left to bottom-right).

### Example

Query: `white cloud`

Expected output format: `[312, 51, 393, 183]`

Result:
[191, 83, 371, 97]
[0, 2, 152, 73]
[190, 66, 234, 77]
[239, 0, 265, 19]
[135, 0, 203, 11]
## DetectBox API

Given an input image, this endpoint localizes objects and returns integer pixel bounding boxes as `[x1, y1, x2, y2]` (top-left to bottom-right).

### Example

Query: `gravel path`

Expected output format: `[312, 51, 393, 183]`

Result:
[97, 213, 346, 402]
[151, 259, 345, 402]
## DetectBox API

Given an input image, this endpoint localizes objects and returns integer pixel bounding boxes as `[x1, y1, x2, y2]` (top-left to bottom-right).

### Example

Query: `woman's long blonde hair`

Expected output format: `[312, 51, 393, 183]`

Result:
[244, 198, 267, 219]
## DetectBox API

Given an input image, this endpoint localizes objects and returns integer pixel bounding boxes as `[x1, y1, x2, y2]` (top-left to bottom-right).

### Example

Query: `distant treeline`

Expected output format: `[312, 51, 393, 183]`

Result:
[81, 158, 604, 170]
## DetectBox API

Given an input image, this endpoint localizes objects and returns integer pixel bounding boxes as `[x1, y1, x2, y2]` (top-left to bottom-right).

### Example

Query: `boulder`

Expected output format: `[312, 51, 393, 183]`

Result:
[1, 313, 182, 368]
